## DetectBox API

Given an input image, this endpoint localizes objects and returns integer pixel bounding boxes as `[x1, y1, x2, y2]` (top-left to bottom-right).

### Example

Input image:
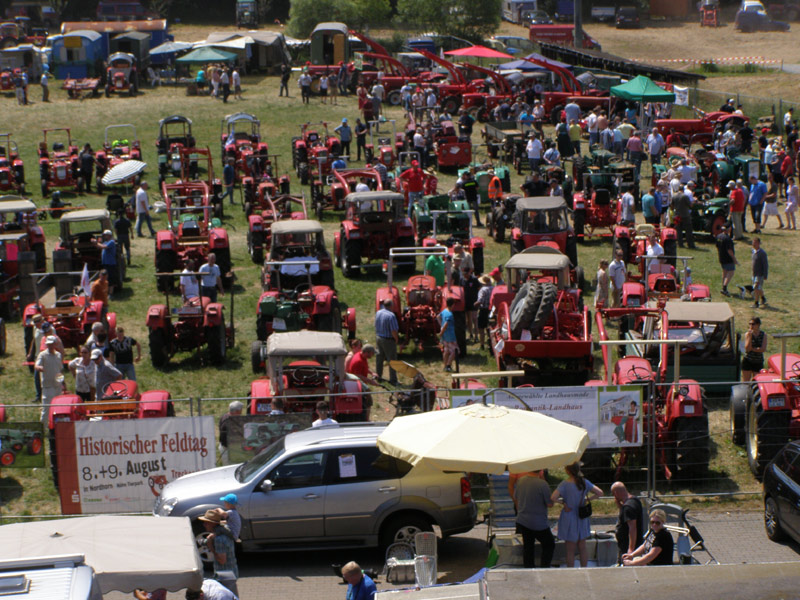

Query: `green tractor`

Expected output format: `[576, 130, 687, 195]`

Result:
[412, 194, 469, 243]
[710, 154, 764, 193]
[689, 196, 731, 238]
[573, 146, 637, 196]
[0, 427, 43, 466]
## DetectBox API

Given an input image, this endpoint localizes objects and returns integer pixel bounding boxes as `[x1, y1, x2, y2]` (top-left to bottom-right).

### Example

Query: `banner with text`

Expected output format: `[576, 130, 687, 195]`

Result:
[56, 416, 216, 515]
[450, 385, 643, 449]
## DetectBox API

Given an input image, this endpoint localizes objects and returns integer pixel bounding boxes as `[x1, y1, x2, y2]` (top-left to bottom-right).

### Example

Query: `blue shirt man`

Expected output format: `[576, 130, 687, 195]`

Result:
[343, 563, 376, 600]
[332, 157, 347, 170]
[748, 177, 767, 206]
[374, 300, 400, 385]
[439, 307, 456, 343]
[100, 235, 116, 266]
[641, 191, 658, 224]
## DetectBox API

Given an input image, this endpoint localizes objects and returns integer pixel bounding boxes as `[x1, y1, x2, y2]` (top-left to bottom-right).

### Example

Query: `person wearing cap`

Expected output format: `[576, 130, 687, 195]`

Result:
[475, 274, 494, 350]
[35, 336, 65, 418]
[716, 220, 738, 296]
[96, 230, 118, 295]
[335, 118, 352, 159]
[93, 348, 122, 401]
[374, 299, 399, 386]
[347, 343, 379, 386]
[219, 493, 241, 541]
[135, 180, 156, 238]
[399, 160, 425, 219]
[69, 345, 96, 402]
[728, 179, 746, 239]
[489, 266, 504, 286]
[719, 98, 735, 114]
[313, 400, 338, 427]
[198, 508, 238, 580]
[218, 400, 243, 464]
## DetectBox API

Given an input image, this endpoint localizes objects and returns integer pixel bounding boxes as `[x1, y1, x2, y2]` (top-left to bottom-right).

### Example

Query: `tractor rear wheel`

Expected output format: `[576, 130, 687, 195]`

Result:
[319, 268, 335, 290]
[729, 384, 749, 445]
[342, 239, 361, 278]
[299, 163, 309, 185]
[387, 90, 401, 106]
[663, 238, 677, 268]
[207, 322, 227, 365]
[510, 282, 540, 337]
[33, 242, 46, 272]
[0, 318, 6, 356]
[216, 248, 233, 289]
[251, 340, 264, 374]
[248, 233, 263, 265]
[149, 328, 170, 368]
[155, 250, 177, 292]
[442, 97, 460, 115]
[244, 201, 253, 217]
[530, 283, 557, 336]
[0, 451, 15, 467]
[746, 393, 789, 477]
[315, 300, 343, 335]
[574, 265, 585, 291]
[40, 180, 48, 197]
[573, 209, 586, 239]
[673, 414, 709, 479]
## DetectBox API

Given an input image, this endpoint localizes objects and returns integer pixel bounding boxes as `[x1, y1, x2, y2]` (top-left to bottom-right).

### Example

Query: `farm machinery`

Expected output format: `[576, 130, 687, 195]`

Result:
[154, 180, 231, 291]
[220, 112, 270, 181]
[312, 166, 383, 219]
[105, 52, 139, 97]
[486, 192, 522, 243]
[23, 292, 115, 354]
[0, 196, 46, 270]
[146, 272, 234, 367]
[365, 119, 405, 168]
[246, 193, 307, 264]
[509, 196, 579, 269]
[0, 426, 43, 467]
[618, 249, 710, 308]
[430, 119, 472, 169]
[94, 125, 143, 193]
[656, 108, 749, 146]
[53, 208, 126, 288]
[489, 247, 592, 386]
[249, 330, 370, 421]
[584, 306, 709, 481]
[334, 191, 415, 277]
[0, 133, 25, 194]
[155, 115, 197, 184]
[460, 62, 514, 123]
[291, 122, 341, 185]
[416, 200, 486, 275]
[375, 246, 467, 355]
[39, 128, 83, 196]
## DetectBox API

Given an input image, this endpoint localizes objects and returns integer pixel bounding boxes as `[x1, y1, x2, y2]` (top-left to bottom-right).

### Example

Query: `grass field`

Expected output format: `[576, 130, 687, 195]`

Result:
[1, 19, 797, 515]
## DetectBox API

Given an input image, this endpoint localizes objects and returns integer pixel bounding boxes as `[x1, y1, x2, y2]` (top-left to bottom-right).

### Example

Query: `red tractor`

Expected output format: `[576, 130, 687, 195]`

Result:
[220, 112, 270, 182]
[146, 272, 234, 367]
[155, 115, 197, 184]
[460, 62, 514, 123]
[618, 249, 710, 309]
[430, 119, 472, 169]
[584, 306, 709, 480]
[242, 156, 291, 216]
[95, 124, 142, 193]
[313, 166, 382, 219]
[375, 246, 467, 356]
[334, 191, 415, 278]
[246, 193, 307, 264]
[154, 180, 231, 292]
[571, 173, 621, 239]
[0, 196, 46, 270]
[249, 330, 369, 421]
[365, 119, 405, 169]
[39, 128, 82, 196]
[0, 133, 25, 194]
[24, 293, 115, 353]
[105, 52, 139, 97]
[730, 334, 800, 477]
[490, 247, 592, 385]
[291, 122, 341, 186]
[0, 231, 33, 318]
[414, 49, 486, 115]
[179, 146, 225, 219]
[656, 107, 749, 146]
[509, 196, 579, 270]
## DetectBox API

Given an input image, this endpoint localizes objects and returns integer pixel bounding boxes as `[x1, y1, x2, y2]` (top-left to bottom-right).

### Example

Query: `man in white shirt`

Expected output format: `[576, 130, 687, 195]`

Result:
[312, 401, 338, 427]
[526, 134, 543, 173]
[135, 181, 155, 237]
[620, 190, 636, 223]
[684, 181, 697, 205]
[371, 81, 385, 114]
[185, 578, 239, 600]
[645, 234, 664, 274]
[586, 108, 599, 146]
[180, 259, 200, 301]
[608, 250, 627, 308]
[646, 128, 665, 164]
[199, 253, 223, 302]
[35, 336, 65, 421]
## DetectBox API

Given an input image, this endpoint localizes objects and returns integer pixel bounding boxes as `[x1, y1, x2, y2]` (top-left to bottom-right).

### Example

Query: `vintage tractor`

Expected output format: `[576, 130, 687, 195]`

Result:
[418, 203, 486, 275]
[291, 122, 341, 185]
[571, 169, 630, 239]
[146, 272, 234, 367]
[620, 253, 710, 308]
[94, 124, 143, 193]
[53, 209, 126, 289]
[457, 162, 512, 205]
[178, 146, 225, 218]
[242, 156, 292, 214]
[0, 133, 25, 194]
[249, 330, 370, 421]
[220, 112, 270, 181]
[460, 62, 514, 123]
[430, 119, 472, 169]
[0, 426, 43, 467]
[375, 246, 467, 355]
[656, 108, 749, 146]
[313, 166, 383, 219]
[613, 222, 678, 272]
[489, 247, 592, 385]
[0, 231, 31, 318]
[155, 115, 197, 184]
[730, 332, 800, 477]
[23, 292, 116, 353]
[154, 180, 231, 292]
[48, 380, 172, 485]
[365, 119, 405, 168]
[105, 52, 139, 97]
[0, 196, 46, 271]
[509, 196, 579, 269]
[260, 219, 335, 288]
[486, 193, 522, 244]
[584, 306, 709, 481]
[39, 128, 82, 197]
[334, 191, 415, 277]
[246, 193, 307, 264]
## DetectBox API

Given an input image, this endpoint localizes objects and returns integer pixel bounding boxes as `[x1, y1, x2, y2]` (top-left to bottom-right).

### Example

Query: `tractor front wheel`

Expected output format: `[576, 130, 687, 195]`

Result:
[729, 384, 749, 445]
[573, 209, 586, 239]
[315, 301, 343, 335]
[251, 340, 263, 374]
[0, 318, 6, 356]
[0, 451, 15, 467]
[342, 239, 361, 278]
[27, 434, 43, 455]
[207, 322, 227, 365]
[746, 395, 789, 477]
[149, 328, 170, 368]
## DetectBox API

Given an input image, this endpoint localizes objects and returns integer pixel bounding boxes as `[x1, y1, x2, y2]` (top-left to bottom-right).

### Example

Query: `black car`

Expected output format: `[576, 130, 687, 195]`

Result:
[616, 5, 641, 27]
[763, 440, 800, 544]
[735, 8, 791, 31]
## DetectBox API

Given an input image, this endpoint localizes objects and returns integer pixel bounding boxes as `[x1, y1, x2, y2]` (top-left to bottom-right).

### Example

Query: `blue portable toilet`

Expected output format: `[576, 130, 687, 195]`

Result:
[50, 30, 104, 79]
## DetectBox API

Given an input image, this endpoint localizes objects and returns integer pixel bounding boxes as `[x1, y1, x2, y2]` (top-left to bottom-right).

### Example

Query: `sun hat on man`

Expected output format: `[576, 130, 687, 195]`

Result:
[198, 508, 227, 524]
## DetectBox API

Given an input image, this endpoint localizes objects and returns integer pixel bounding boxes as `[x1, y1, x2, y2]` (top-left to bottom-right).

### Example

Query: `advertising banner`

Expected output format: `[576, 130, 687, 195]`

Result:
[56, 416, 216, 515]
[0, 422, 45, 468]
[225, 414, 312, 465]
[450, 385, 643, 449]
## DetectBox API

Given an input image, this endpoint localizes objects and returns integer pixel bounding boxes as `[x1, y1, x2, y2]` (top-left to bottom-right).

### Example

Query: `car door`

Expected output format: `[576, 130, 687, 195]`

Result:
[323, 446, 402, 539]
[247, 450, 328, 543]
[779, 447, 800, 539]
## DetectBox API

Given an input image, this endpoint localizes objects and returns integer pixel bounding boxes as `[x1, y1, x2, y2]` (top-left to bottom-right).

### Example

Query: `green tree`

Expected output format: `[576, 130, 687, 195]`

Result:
[396, 0, 501, 42]
[287, 0, 359, 38]
[350, 0, 392, 29]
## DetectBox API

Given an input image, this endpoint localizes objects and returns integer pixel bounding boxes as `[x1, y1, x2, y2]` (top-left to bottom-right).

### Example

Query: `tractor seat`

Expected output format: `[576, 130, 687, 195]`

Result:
[594, 189, 611, 206]
[52, 142, 64, 152]
[652, 277, 677, 293]
[408, 288, 432, 307]
[181, 220, 201, 237]
[112, 147, 124, 157]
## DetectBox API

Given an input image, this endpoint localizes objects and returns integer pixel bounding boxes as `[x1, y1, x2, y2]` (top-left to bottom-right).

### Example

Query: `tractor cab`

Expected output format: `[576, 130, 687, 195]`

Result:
[221, 112, 269, 181]
[221, 112, 262, 147]
[156, 115, 196, 181]
[106, 52, 137, 94]
[511, 196, 577, 266]
[0, 133, 24, 195]
[264, 219, 333, 289]
[346, 191, 401, 227]
[56, 209, 123, 280]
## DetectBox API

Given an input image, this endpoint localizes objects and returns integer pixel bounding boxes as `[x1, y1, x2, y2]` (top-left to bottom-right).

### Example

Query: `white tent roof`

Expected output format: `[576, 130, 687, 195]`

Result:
[0, 516, 203, 594]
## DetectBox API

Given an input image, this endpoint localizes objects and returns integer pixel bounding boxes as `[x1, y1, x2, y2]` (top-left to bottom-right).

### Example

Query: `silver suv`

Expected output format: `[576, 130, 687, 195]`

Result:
[154, 423, 476, 551]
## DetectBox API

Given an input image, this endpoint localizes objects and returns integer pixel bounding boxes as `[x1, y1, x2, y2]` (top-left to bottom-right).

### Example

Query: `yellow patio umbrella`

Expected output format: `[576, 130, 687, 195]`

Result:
[377, 403, 589, 475]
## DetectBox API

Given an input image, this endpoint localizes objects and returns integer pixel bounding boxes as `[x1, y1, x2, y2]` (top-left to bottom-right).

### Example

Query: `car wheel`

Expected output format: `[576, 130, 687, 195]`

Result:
[194, 528, 214, 564]
[764, 496, 787, 542]
[380, 514, 432, 549]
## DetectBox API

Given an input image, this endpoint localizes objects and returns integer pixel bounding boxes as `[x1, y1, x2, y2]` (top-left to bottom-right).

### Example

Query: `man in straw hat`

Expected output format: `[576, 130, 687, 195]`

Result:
[35, 335, 65, 421]
[198, 508, 238, 580]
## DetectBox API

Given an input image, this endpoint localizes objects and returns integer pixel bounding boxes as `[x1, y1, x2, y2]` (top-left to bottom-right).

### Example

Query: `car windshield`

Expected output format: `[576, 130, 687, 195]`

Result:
[65, 220, 104, 238]
[236, 436, 285, 483]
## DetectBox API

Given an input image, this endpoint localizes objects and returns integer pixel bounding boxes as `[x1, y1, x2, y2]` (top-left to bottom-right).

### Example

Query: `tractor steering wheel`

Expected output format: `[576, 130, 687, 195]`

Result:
[290, 282, 311, 299]
[103, 381, 128, 398]
[627, 365, 652, 382]
[791, 361, 800, 380]
[292, 367, 323, 386]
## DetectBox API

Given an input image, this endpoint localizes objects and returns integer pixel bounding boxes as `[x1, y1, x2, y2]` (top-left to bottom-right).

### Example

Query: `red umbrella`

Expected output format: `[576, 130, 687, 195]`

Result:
[444, 45, 514, 59]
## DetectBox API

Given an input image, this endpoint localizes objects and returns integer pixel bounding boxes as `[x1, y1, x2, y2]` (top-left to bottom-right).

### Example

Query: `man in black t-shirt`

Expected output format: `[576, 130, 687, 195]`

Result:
[462, 170, 481, 226]
[109, 326, 141, 381]
[520, 171, 548, 197]
[114, 211, 132, 266]
[611, 481, 644, 564]
[715, 221, 738, 296]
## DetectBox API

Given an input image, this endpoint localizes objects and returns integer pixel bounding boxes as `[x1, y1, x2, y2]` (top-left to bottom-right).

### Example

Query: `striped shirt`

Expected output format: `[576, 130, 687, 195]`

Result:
[374, 308, 398, 339]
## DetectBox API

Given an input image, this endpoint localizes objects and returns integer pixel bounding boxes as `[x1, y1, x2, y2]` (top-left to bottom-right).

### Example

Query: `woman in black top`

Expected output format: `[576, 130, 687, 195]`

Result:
[742, 317, 767, 381]
[622, 509, 674, 566]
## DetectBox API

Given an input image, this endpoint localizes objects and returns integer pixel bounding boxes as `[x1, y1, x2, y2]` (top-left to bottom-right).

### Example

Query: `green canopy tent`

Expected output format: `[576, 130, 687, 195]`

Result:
[610, 75, 675, 131]
[175, 47, 238, 64]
